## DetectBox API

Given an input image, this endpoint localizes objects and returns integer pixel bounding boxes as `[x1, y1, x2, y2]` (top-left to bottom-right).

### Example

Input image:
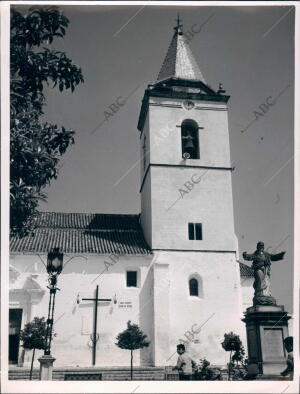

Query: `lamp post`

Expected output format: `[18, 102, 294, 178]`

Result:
[38, 247, 63, 380]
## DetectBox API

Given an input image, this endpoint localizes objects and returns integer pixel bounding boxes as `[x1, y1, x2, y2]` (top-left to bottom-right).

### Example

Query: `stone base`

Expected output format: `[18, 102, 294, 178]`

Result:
[38, 355, 56, 380]
[242, 305, 290, 376]
[253, 295, 277, 306]
[257, 373, 293, 381]
[246, 305, 284, 313]
[9, 366, 169, 381]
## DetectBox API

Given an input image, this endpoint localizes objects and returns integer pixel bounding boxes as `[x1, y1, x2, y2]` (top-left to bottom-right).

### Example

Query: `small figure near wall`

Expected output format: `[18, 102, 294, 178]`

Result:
[243, 241, 285, 306]
[281, 337, 293, 378]
[173, 344, 195, 381]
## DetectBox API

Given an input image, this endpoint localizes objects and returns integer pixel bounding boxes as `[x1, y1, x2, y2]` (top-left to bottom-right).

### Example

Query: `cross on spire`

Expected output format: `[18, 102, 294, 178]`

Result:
[174, 12, 183, 33]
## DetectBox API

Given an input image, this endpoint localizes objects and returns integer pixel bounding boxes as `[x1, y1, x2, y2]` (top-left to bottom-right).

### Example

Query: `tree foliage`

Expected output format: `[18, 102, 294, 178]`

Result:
[116, 320, 150, 379]
[221, 332, 245, 380]
[116, 320, 150, 351]
[20, 316, 47, 350]
[19, 316, 49, 379]
[193, 358, 222, 381]
[221, 331, 244, 358]
[10, 6, 84, 235]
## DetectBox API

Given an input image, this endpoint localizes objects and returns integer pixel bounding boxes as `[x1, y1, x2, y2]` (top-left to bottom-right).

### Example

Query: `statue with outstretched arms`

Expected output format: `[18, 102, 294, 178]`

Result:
[243, 241, 286, 306]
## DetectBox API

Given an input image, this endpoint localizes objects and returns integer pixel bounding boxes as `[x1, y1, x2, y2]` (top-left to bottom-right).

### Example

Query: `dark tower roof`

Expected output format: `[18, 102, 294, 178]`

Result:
[157, 16, 206, 83]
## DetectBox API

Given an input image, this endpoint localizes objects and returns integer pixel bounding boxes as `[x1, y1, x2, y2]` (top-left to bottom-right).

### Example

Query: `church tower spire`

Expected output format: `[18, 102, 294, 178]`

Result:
[137, 16, 232, 250]
[156, 15, 206, 83]
[137, 17, 243, 367]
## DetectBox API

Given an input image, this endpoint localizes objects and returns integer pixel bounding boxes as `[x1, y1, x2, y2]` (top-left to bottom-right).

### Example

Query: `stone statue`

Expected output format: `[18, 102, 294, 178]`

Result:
[243, 241, 285, 306]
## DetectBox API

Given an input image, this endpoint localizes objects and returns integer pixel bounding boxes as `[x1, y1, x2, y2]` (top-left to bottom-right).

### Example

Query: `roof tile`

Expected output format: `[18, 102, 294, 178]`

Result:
[239, 262, 254, 277]
[10, 212, 151, 255]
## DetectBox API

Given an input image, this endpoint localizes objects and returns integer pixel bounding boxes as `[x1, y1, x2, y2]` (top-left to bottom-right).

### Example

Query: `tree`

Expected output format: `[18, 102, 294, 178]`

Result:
[19, 317, 47, 380]
[221, 332, 245, 380]
[193, 358, 222, 381]
[10, 6, 84, 236]
[115, 321, 150, 380]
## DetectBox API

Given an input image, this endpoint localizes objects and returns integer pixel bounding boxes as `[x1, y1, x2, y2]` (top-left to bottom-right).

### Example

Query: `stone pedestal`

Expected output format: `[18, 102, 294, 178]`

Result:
[38, 354, 56, 380]
[242, 305, 290, 376]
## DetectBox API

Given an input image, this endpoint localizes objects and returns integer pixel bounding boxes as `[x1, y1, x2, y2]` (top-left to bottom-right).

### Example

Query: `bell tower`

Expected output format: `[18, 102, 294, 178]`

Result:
[137, 17, 244, 366]
[138, 17, 236, 253]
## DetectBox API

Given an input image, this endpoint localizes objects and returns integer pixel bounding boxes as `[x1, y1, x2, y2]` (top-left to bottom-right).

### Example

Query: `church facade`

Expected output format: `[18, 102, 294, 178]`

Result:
[9, 20, 253, 368]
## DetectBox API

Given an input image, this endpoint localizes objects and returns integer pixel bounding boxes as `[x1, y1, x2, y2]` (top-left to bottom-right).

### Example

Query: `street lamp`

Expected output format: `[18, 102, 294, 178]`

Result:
[47, 247, 63, 275]
[38, 247, 63, 380]
[44, 247, 63, 356]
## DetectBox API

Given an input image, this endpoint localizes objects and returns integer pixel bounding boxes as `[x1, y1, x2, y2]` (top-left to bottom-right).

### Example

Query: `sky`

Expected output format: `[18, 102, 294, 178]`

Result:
[15, 4, 294, 311]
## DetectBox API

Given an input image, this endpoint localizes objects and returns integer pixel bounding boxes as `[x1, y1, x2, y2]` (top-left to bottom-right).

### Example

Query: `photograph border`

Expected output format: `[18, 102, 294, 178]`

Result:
[1, 1, 299, 393]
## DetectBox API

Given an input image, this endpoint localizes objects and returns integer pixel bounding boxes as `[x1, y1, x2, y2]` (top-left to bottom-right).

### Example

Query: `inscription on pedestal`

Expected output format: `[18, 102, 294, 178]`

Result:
[243, 306, 290, 375]
[262, 328, 285, 361]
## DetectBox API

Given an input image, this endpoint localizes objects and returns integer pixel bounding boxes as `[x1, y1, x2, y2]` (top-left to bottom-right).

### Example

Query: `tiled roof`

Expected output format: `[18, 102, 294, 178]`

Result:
[10, 212, 151, 255]
[33, 212, 141, 230]
[157, 24, 206, 83]
[239, 262, 254, 277]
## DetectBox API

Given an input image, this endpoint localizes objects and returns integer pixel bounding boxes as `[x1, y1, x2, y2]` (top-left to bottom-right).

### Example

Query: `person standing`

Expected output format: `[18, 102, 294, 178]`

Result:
[173, 344, 194, 380]
[281, 337, 293, 378]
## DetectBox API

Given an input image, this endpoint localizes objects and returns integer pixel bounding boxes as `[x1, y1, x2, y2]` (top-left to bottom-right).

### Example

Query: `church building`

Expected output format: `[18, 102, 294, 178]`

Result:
[9, 19, 253, 368]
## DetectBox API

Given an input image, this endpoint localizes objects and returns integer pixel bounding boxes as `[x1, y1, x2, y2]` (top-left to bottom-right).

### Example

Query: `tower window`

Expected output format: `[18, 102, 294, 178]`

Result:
[188, 223, 202, 240]
[181, 119, 199, 159]
[188, 275, 204, 298]
[189, 278, 199, 296]
[126, 271, 137, 287]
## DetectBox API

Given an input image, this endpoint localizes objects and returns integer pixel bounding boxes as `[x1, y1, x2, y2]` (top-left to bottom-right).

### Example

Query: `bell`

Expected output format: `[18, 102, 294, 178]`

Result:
[184, 138, 195, 155]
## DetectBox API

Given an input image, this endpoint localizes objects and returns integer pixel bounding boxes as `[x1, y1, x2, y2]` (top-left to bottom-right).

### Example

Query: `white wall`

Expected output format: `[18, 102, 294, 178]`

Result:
[10, 253, 153, 367]
[241, 277, 254, 312]
[154, 251, 245, 367]
[140, 169, 152, 248]
[140, 113, 152, 247]
[150, 166, 236, 251]
[10, 251, 246, 368]
[240, 277, 254, 356]
[140, 113, 150, 179]
[139, 264, 155, 366]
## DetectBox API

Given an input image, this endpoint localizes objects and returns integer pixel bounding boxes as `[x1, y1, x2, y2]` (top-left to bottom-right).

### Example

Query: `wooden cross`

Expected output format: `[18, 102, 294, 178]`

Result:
[82, 285, 111, 366]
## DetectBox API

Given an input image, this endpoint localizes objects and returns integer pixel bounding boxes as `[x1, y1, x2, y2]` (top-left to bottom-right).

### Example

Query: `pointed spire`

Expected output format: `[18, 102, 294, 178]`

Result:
[156, 16, 206, 83]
